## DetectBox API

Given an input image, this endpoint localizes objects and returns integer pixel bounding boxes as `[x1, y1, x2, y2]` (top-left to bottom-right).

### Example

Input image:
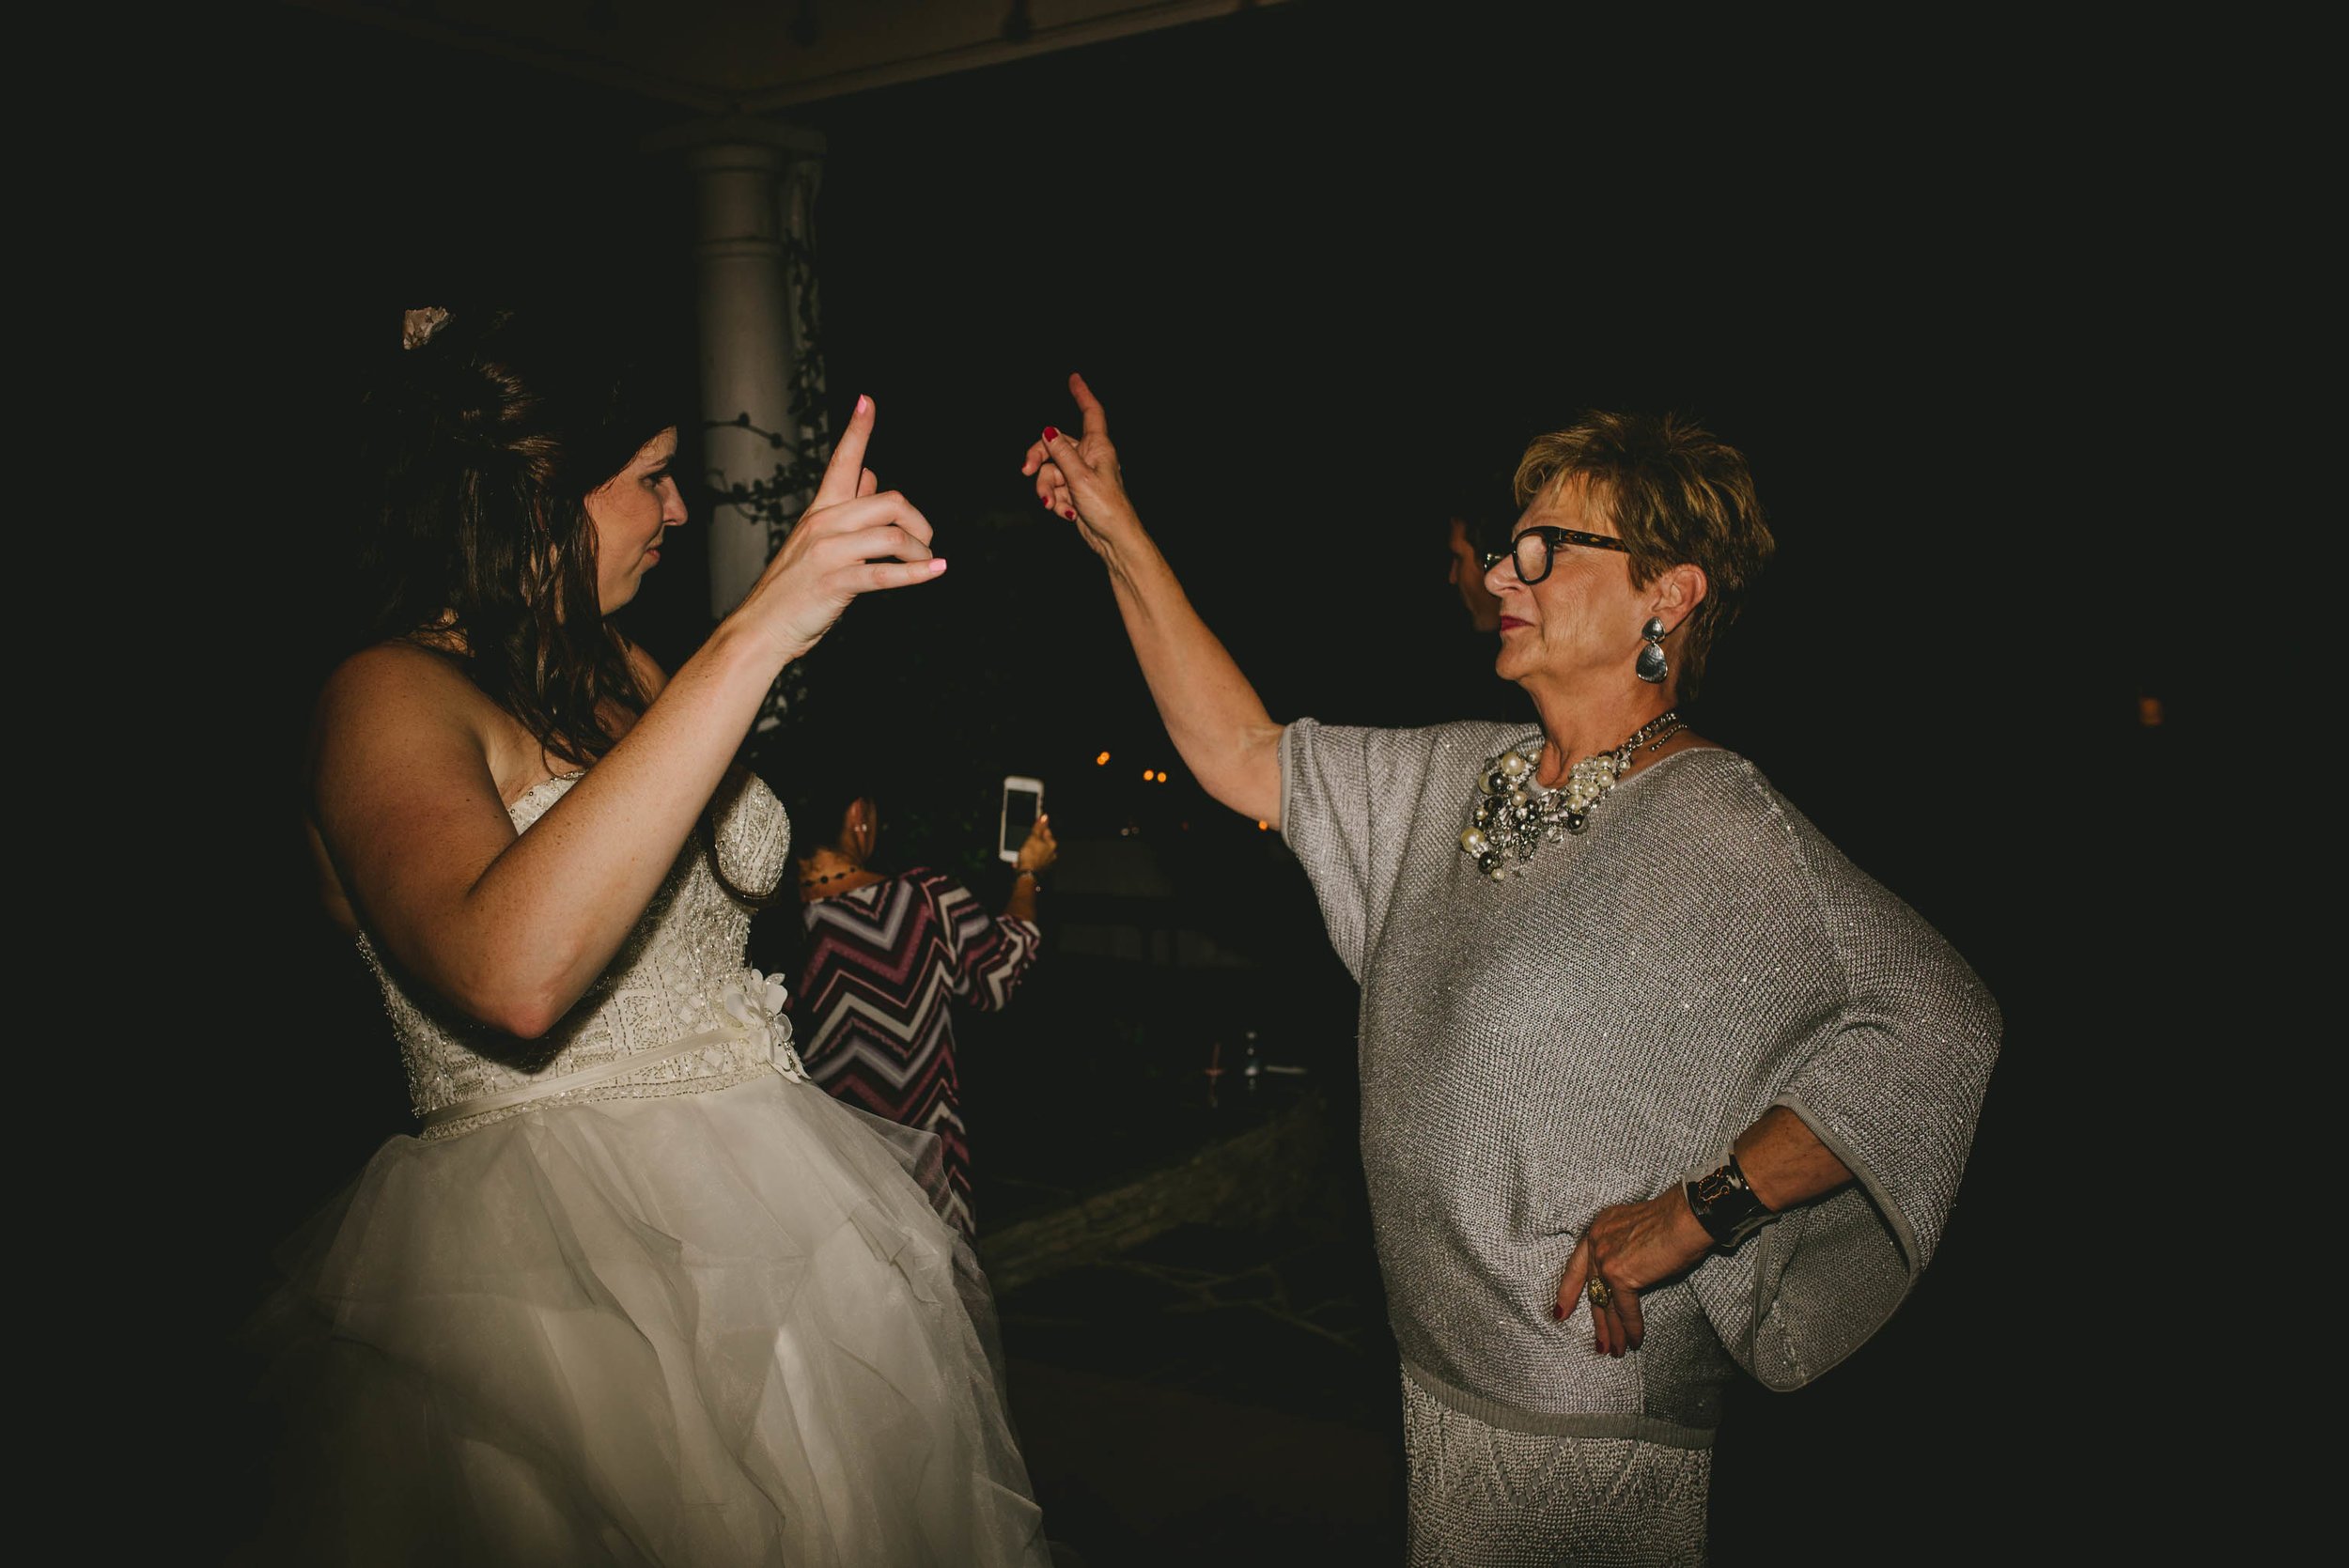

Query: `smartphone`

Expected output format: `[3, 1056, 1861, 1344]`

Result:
[999, 775, 1044, 863]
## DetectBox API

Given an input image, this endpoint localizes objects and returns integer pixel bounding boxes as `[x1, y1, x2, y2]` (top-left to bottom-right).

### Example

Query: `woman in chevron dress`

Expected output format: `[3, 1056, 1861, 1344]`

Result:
[786, 767, 1057, 1238]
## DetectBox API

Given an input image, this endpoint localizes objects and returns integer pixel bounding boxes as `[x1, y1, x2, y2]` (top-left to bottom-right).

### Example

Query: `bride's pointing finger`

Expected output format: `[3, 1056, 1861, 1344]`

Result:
[813, 394, 877, 507]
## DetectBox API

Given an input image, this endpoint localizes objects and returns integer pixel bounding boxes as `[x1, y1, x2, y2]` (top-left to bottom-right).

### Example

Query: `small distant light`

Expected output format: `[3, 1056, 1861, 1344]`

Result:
[1141, 768, 1154, 781]
[2139, 696, 2164, 727]
[1096, 751, 1112, 766]
[1155, 770, 1168, 783]
[1256, 820, 1269, 831]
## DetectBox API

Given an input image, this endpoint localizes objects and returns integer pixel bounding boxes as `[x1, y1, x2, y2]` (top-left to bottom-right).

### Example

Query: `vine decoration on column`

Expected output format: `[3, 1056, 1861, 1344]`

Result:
[704, 404, 830, 756]
[722, 215, 832, 759]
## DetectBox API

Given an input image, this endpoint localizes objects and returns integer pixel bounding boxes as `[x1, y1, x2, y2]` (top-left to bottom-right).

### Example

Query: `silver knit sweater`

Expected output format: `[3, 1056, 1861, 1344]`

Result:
[1281, 719, 2001, 1444]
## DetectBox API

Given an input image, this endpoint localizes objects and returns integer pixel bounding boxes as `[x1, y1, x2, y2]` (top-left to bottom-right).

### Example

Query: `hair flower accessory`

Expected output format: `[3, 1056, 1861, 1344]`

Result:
[401, 305, 451, 350]
[719, 967, 807, 1082]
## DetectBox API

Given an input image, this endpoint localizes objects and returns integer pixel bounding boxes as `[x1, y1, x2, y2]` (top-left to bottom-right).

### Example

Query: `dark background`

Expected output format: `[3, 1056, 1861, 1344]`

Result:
[166, 1, 2207, 1560]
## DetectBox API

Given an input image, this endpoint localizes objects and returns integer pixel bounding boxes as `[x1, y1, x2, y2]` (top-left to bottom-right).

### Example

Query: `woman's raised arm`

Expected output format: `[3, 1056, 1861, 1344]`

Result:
[1022, 373, 1284, 826]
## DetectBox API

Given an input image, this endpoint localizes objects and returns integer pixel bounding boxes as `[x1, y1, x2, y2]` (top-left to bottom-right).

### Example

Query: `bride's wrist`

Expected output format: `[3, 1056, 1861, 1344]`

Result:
[704, 614, 807, 683]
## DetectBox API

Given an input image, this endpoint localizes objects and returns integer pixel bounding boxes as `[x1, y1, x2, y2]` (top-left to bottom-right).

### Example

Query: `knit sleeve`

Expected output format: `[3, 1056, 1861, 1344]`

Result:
[923, 869, 1040, 1014]
[1279, 719, 1458, 982]
[1686, 834, 2003, 1392]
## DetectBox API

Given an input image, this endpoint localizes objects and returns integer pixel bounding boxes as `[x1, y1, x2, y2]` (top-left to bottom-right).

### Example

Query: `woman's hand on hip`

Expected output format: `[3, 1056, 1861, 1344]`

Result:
[1555, 1188, 1717, 1358]
[1021, 372, 1140, 560]
[733, 395, 944, 662]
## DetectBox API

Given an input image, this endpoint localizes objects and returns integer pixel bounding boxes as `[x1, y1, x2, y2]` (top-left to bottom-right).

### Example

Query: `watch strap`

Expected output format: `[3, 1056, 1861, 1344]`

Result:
[1684, 1150, 1775, 1250]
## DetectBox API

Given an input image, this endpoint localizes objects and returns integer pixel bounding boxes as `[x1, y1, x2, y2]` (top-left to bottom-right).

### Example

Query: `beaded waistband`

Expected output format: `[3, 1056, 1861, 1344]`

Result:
[417, 968, 807, 1140]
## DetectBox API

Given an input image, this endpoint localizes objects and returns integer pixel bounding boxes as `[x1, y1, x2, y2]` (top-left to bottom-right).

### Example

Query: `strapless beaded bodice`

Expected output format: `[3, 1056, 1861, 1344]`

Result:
[356, 768, 798, 1140]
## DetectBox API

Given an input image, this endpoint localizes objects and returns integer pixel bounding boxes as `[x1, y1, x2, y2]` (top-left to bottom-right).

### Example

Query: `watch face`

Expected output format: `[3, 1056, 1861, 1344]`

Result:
[1693, 1171, 1736, 1207]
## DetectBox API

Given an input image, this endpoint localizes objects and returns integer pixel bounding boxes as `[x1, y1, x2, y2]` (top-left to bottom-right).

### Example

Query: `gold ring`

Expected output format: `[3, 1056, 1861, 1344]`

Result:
[1585, 1277, 1613, 1309]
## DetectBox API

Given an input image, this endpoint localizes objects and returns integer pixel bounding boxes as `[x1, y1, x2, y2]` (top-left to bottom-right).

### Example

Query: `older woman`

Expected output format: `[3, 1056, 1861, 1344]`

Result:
[1021, 376, 1999, 1565]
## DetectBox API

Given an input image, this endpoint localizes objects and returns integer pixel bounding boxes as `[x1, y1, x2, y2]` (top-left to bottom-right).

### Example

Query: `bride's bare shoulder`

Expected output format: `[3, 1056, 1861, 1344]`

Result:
[308, 640, 502, 784]
[318, 637, 469, 702]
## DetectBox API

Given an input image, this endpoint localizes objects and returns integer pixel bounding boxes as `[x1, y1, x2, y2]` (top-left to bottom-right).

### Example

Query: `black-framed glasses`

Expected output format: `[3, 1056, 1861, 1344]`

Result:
[1483, 526, 1631, 586]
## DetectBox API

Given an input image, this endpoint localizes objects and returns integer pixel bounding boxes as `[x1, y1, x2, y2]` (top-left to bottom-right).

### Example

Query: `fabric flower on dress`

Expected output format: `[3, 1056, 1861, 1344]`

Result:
[718, 967, 808, 1083]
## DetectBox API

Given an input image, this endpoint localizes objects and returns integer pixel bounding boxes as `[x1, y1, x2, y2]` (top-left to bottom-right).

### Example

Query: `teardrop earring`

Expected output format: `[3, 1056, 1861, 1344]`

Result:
[1635, 616, 1670, 684]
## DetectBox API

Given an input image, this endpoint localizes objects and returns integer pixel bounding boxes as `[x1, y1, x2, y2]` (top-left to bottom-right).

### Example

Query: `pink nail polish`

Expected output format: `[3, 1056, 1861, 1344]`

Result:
[856, 394, 871, 414]
[1042, 427, 1060, 442]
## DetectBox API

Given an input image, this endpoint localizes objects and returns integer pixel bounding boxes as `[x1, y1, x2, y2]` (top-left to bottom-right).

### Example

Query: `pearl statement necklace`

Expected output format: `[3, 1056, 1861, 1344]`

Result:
[1457, 711, 1685, 882]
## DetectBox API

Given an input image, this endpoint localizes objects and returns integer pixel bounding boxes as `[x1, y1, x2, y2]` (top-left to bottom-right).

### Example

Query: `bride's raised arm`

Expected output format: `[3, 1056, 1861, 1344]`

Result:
[309, 396, 944, 1039]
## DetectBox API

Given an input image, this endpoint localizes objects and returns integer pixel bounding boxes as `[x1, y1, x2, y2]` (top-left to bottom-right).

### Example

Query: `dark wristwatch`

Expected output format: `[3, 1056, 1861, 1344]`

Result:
[1685, 1152, 1775, 1250]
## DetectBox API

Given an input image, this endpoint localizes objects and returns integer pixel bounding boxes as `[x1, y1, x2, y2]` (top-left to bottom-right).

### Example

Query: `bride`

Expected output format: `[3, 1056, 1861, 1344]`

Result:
[242, 305, 1049, 1566]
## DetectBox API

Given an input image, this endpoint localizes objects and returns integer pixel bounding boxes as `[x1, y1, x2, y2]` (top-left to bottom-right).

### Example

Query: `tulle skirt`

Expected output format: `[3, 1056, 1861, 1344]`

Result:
[237, 1072, 1049, 1566]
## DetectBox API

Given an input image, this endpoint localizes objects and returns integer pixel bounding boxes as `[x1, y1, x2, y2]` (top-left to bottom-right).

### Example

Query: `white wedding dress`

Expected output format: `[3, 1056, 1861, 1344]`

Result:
[242, 770, 1049, 1566]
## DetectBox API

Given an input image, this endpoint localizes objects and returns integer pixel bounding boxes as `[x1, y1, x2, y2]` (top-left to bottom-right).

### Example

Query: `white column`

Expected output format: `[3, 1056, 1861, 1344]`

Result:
[671, 122, 827, 622]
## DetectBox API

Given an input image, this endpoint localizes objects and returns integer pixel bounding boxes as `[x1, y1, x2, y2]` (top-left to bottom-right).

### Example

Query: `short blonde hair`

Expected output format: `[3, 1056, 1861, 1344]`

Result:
[1513, 411, 1774, 699]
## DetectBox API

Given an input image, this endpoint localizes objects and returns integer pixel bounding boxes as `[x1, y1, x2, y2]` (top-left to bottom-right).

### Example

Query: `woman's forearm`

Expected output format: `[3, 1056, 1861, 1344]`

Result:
[408, 623, 786, 1036]
[1003, 869, 1041, 923]
[1027, 380, 1283, 827]
[1729, 1105, 1854, 1212]
[1096, 528, 1285, 827]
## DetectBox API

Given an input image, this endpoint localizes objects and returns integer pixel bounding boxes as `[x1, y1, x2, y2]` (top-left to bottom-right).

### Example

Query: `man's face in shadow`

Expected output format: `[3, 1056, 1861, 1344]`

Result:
[1446, 518, 1503, 633]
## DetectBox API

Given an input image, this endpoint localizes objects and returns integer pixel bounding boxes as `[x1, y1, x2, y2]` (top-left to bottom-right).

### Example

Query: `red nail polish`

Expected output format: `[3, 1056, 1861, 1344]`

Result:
[1043, 427, 1060, 442]
[1063, 509, 1077, 521]
[1550, 1303, 1563, 1321]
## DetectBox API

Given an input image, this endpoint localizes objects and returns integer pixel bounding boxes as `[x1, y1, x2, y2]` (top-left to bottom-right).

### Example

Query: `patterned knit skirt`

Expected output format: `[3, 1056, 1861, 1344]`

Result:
[1401, 1370, 1713, 1566]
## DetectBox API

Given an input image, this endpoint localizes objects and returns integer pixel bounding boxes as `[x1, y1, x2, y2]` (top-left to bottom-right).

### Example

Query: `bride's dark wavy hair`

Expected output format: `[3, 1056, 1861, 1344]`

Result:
[353, 305, 670, 769]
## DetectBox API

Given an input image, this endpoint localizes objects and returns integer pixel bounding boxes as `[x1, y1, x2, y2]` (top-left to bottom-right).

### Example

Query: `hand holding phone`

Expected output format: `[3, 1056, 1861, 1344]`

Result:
[999, 775, 1044, 863]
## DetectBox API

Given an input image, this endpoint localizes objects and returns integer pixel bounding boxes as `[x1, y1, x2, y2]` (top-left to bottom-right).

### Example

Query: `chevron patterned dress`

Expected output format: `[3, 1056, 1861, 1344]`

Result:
[794, 867, 1042, 1236]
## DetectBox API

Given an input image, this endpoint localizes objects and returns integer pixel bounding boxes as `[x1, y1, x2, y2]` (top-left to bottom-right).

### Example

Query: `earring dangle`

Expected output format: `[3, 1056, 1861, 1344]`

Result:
[1635, 617, 1670, 684]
